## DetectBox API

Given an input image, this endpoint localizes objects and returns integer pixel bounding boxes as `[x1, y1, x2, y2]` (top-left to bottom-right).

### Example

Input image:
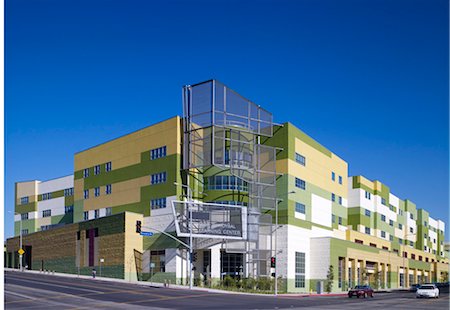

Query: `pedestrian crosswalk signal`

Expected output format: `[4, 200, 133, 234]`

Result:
[136, 220, 142, 233]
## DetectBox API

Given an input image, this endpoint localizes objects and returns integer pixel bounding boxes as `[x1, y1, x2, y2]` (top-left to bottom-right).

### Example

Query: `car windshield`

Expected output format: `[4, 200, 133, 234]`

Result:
[419, 286, 435, 290]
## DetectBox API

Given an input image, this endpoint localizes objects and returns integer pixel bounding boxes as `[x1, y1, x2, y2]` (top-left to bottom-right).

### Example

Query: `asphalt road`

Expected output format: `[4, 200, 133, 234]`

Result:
[4, 271, 449, 309]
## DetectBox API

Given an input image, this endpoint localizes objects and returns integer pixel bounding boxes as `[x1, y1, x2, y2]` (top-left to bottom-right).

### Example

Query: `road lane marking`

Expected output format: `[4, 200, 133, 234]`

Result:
[6, 272, 123, 293]
[5, 289, 38, 300]
[7, 276, 107, 293]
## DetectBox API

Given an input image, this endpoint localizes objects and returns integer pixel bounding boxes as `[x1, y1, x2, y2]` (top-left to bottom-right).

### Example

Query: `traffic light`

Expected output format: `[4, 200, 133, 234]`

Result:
[270, 257, 276, 268]
[136, 220, 142, 233]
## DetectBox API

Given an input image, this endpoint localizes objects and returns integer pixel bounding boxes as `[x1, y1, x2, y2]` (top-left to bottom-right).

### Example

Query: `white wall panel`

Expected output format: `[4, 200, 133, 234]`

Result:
[311, 194, 331, 227]
[37, 197, 65, 217]
[38, 175, 73, 194]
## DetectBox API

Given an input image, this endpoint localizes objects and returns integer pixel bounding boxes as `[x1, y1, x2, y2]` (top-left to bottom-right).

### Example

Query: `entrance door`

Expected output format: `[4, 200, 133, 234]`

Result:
[221, 251, 243, 278]
[24, 245, 32, 270]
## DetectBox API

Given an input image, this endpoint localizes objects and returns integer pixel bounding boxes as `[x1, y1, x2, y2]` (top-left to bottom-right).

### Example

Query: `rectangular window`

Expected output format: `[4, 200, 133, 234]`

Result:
[398, 238, 403, 244]
[338, 216, 342, 225]
[332, 214, 336, 223]
[105, 161, 112, 172]
[381, 197, 386, 205]
[411, 254, 415, 260]
[20, 197, 29, 204]
[365, 227, 370, 235]
[369, 243, 377, 248]
[295, 178, 306, 190]
[150, 146, 167, 160]
[381, 214, 386, 222]
[424, 246, 427, 251]
[150, 250, 166, 273]
[365, 209, 371, 217]
[331, 193, 336, 202]
[105, 184, 112, 195]
[295, 202, 305, 214]
[331, 171, 336, 181]
[399, 223, 403, 230]
[83, 211, 89, 221]
[21, 213, 28, 220]
[424, 221, 427, 227]
[355, 239, 363, 244]
[365, 191, 371, 200]
[381, 231, 386, 238]
[409, 227, 413, 233]
[151, 172, 167, 185]
[295, 153, 306, 166]
[389, 234, 394, 241]
[105, 207, 112, 216]
[94, 187, 100, 197]
[83, 168, 89, 178]
[21, 229, 29, 235]
[64, 188, 74, 196]
[399, 209, 403, 215]
[338, 175, 343, 185]
[409, 241, 413, 246]
[42, 193, 52, 200]
[151, 198, 167, 210]
[84, 189, 89, 199]
[338, 196, 342, 205]
[42, 209, 51, 218]
[399, 273, 404, 288]
[64, 205, 74, 214]
[94, 209, 100, 219]
[94, 165, 101, 175]
[410, 213, 413, 220]
[295, 252, 305, 288]
[389, 205, 394, 211]
[338, 258, 344, 288]
[389, 219, 394, 226]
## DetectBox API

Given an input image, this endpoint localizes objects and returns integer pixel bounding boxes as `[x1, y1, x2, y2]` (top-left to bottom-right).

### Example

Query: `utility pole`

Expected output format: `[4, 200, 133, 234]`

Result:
[9, 211, 23, 271]
[174, 182, 193, 289]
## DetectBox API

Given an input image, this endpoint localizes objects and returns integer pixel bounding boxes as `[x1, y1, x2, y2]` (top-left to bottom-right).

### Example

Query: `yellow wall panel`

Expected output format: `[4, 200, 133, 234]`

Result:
[75, 116, 181, 171]
[83, 176, 149, 211]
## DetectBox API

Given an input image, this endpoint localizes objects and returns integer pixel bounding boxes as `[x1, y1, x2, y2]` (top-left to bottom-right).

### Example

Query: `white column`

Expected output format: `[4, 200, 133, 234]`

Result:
[210, 245, 221, 279]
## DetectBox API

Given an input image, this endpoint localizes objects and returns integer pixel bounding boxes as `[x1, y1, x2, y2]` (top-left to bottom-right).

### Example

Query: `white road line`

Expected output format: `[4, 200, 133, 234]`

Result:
[8, 277, 106, 293]
[5, 289, 38, 300]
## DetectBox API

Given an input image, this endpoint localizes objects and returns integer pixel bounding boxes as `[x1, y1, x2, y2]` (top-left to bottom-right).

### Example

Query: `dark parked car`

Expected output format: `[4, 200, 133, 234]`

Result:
[348, 285, 374, 298]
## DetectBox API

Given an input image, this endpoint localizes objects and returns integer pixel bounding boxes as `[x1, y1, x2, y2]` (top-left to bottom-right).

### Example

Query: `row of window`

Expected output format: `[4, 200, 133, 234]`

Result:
[151, 172, 167, 185]
[331, 172, 343, 185]
[64, 188, 74, 196]
[151, 198, 167, 210]
[83, 161, 112, 178]
[331, 214, 343, 225]
[83, 207, 112, 221]
[331, 193, 343, 205]
[42, 192, 52, 200]
[84, 184, 112, 199]
[205, 176, 249, 191]
[150, 146, 167, 160]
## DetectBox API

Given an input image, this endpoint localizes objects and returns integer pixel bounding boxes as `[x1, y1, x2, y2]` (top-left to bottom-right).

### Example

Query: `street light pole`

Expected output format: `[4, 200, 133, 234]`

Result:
[9, 211, 23, 271]
[174, 182, 194, 290]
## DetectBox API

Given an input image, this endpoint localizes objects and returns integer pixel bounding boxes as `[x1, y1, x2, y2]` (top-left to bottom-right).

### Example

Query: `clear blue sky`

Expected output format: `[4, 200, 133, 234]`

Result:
[5, 0, 449, 239]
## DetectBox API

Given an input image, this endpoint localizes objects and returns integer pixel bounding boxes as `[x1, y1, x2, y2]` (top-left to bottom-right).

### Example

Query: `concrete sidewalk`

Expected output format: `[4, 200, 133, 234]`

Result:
[4, 268, 390, 297]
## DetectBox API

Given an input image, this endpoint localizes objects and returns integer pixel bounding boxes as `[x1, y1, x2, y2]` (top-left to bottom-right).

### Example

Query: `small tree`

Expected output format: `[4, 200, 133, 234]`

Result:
[440, 272, 449, 283]
[325, 265, 334, 293]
